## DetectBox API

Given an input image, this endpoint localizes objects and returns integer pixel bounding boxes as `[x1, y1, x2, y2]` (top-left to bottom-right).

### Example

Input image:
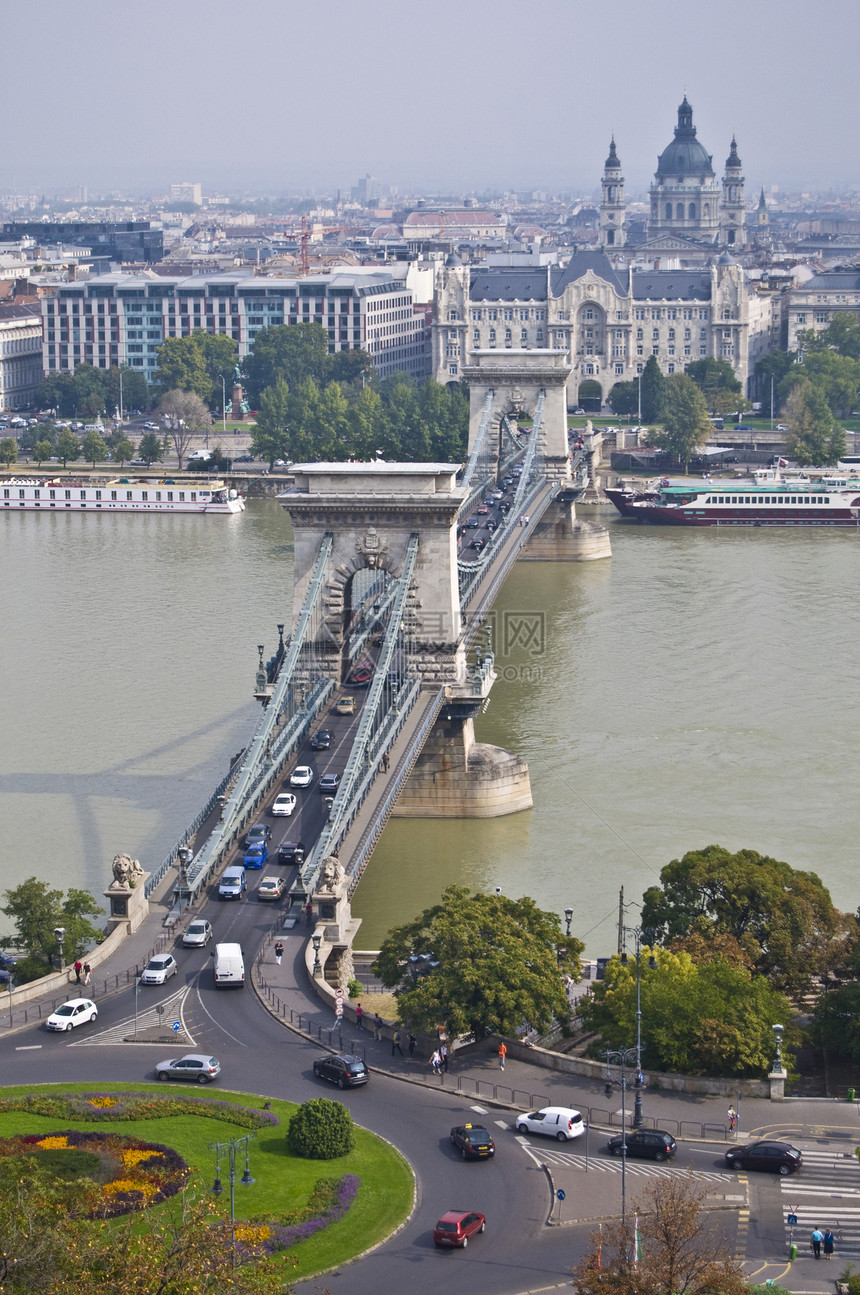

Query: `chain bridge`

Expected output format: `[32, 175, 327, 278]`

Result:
[148, 351, 610, 913]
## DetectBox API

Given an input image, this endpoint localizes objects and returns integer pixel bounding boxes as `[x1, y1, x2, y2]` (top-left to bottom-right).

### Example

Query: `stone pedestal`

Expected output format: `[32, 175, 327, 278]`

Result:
[231, 382, 245, 421]
[520, 500, 612, 561]
[103, 874, 150, 934]
[309, 864, 361, 990]
[393, 714, 532, 818]
[768, 1068, 786, 1100]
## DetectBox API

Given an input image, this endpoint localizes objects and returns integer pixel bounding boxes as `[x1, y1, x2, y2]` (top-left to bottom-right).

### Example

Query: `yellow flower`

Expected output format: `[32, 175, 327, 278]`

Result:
[234, 1224, 272, 1243]
[120, 1149, 162, 1167]
[37, 1136, 69, 1149]
[88, 1096, 116, 1108]
[104, 1179, 157, 1198]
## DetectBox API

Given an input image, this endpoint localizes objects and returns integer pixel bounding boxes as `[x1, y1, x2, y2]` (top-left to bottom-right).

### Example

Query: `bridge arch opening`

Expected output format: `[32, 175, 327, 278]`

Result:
[577, 379, 603, 411]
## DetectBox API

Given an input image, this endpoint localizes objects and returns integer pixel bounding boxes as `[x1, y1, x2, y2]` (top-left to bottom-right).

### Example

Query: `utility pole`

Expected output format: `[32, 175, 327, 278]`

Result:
[617, 886, 624, 954]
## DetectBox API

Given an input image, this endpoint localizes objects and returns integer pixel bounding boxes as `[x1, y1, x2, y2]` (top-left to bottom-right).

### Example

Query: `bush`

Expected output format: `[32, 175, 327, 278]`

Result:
[287, 1099, 355, 1160]
[346, 979, 362, 999]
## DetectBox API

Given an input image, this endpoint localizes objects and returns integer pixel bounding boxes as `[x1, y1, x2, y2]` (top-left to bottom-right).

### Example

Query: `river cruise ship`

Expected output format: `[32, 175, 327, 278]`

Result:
[605, 468, 860, 527]
[1, 476, 245, 514]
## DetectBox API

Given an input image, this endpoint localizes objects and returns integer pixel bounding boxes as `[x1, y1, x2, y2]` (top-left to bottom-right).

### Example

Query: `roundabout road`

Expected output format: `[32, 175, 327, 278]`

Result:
[0, 951, 588, 1295]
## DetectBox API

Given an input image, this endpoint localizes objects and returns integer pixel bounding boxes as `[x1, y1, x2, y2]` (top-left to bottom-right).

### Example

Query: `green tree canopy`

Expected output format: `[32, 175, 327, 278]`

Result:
[640, 844, 851, 997]
[241, 323, 331, 406]
[109, 434, 135, 466]
[81, 429, 108, 467]
[798, 314, 860, 360]
[137, 431, 163, 464]
[579, 944, 795, 1077]
[607, 380, 639, 417]
[37, 364, 151, 420]
[684, 357, 745, 417]
[782, 379, 847, 465]
[652, 372, 710, 470]
[56, 429, 81, 467]
[373, 885, 583, 1041]
[33, 439, 54, 466]
[250, 377, 291, 467]
[640, 355, 667, 423]
[1, 878, 104, 982]
[154, 336, 213, 402]
[0, 437, 17, 466]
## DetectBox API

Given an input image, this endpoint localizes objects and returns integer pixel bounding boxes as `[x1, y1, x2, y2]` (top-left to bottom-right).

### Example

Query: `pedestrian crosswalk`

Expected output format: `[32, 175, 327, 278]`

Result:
[781, 1147, 860, 1255]
[523, 1142, 732, 1183]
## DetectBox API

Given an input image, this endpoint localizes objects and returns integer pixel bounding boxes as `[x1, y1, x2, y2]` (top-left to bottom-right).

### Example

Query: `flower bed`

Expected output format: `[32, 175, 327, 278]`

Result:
[238, 1174, 361, 1255]
[0, 1090, 278, 1130]
[1, 1131, 189, 1218]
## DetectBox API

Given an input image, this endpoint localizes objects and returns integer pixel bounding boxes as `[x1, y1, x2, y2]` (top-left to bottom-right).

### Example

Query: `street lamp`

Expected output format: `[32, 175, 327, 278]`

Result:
[221, 375, 227, 439]
[311, 932, 322, 976]
[53, 927, 65, 972]
[772, 1023, 785, 1073]
[176, 846, 190, 910]
[604, 1045, 638, 1258]
[211, 1133, 255, 1278]
[564, 907, 573, 936]
[620, 925, 656, 1128]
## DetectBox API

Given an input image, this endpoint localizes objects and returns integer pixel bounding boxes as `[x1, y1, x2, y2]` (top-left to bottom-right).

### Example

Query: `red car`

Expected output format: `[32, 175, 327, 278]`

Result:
[433, 1210, 486, 1248]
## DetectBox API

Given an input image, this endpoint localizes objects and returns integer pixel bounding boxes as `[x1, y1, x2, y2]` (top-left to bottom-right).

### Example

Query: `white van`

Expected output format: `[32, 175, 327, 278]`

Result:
[218, 866, 246, 901]
[212, 942, 245, 988]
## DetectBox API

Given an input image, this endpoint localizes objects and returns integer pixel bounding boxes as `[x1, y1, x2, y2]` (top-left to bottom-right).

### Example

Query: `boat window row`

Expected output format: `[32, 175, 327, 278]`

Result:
[4, 488, 202, 502]
[705, 495, 830, 505]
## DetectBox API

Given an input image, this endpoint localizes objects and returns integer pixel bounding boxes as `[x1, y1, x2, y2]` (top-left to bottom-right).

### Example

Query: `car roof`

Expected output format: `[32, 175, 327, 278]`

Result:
[536, 1106, 582, 1117]
[150, 953, 173, 963]
[56, 998, 93, 1009]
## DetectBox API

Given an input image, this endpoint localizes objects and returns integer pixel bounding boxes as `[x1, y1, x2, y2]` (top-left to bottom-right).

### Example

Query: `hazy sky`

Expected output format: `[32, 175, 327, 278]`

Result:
[5, 0, 858, 199]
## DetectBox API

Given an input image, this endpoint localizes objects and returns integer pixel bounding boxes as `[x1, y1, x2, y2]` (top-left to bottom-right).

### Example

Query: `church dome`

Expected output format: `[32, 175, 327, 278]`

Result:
[655, 96, 714, 179]
[604, 137, 621, 170]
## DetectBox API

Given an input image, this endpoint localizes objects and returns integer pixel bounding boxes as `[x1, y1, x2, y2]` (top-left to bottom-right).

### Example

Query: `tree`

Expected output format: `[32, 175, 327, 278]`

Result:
[573, 1175, 747, 1295]
[193, 331, 237, 406]
[251, 378, 291, 468]
[684, 358, 744, 417]
[241, 323, 331, 406]
[640, 844, 851, 998]
[104, 365, 150, 416]
[578, 945, 795, 1077]
[0, 437, 17, 466]
[56, 430, 82, 467]
[110, 434, 135, 466]
[137, 432, 163, 465]
[798, 314, 860, 360]
[33, 439, 54, 466]
[652, 373, 710, 471]
[82, 429, 108, 467]
[287, 1098, 355, 1159]
[608, 380, 640, 417]
[153, 336, 212, 402]
[755, 349, 797, 410]
[373, 885, 583, 1041]
[1, 878, 104, 982]
[329, 347, 373, 387]
[639, 356, 667, 423]
[157, 390, 212, 468]
[347, 384, 386, 459]
[811, 981, 860, 1063]
[782, 380, 847, 465]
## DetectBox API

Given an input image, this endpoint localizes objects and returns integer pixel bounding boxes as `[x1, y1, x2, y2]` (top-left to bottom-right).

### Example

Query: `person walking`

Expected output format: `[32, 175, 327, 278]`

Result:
[392, 1030, 404, 1058]
[498, 1041, 507, 1070]
[373, 1012, 383, 1041]
[727, 1105, 737, 1132]
[823, 1229, 835, 1260]
[274, 940, 283, 966]
[407, 1032, 417, 1057]
[83, 962, 91, 986]
[811, 1227, 823, 1259]
[440, 1042, 449, 1073]
[430, 1049, 441, 1075]
[74, 961, 82, 984]
[355, 1002, 363, 1031]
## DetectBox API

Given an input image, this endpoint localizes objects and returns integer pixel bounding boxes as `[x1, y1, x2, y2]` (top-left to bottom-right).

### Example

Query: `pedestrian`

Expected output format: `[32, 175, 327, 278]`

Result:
[355, 1002, 363, 1031]
[304, 902, 313, 927]
[811, 1228, 823, 1259]
[430, 1049, 441, 1074]
[823, 1229, 835, 1260]
[374, 1012, 383, 1041]
[274, 940, 283, 966]
[407, 1032, 417, 1057]
[727, 1105, 737, 1131]
[392, 1030, 404, 1058]
[440, 1042, 449, 1073]
[498, 1041, 507, 1070]
[74, 960, 82, 984]
[83, 962, 91, 985]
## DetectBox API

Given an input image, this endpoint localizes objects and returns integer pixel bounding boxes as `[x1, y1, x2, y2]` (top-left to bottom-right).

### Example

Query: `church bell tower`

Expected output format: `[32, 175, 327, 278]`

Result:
[720, 136, 746, 247]
[599, 137, 626, 249]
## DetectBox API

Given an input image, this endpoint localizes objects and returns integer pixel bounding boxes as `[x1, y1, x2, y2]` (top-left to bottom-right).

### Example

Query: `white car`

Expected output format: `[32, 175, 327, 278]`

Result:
[514, 1106, 585, 1141]
[289, 766, 314, 788]
[271, 792, 297, 816]
[182, 919, 213, 948]
[140, 953, 178, 985]
[46, 998, 98, 1032]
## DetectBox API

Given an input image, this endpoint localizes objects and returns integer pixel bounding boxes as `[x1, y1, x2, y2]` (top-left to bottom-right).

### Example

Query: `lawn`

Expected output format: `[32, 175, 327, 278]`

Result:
[0, 1082, 413, 1282]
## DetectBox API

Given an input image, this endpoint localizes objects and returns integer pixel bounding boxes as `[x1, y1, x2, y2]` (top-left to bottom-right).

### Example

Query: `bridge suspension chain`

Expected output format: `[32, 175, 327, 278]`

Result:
[460, 389, 494, 495]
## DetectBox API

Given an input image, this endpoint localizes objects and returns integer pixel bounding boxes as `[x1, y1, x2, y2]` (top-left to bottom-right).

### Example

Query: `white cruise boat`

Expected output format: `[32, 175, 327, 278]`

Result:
[1, 476, 245, 515]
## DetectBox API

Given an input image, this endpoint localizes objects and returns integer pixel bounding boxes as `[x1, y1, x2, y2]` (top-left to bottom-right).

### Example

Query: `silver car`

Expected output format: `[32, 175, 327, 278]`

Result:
[155, 1053, 221, 1084]
[140, 953, 178, 985]
[182, 920, 213, 948]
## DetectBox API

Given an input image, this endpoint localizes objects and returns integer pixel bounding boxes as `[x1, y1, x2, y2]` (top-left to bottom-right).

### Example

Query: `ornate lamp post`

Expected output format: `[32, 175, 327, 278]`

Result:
[564, 907, 573, 936]
[211, 1133, 255, 1278]
[604, 1045, 638, 1255]
[772, 1022, 785, 1072]
[176, 846, 190, 910]
[52, 926, 65, 972]
[311, 932, 322, 977]
[620, 925, 656, 1128]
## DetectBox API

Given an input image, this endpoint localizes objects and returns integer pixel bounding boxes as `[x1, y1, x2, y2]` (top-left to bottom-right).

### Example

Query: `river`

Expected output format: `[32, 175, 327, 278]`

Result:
[2, 499, 858, 958]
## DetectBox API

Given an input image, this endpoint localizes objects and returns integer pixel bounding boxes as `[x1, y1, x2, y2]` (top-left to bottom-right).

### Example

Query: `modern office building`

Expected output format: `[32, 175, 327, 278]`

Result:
[41, 268, 430, 382]
[3, 222, 164, 264]
[0, 303, 44, 410]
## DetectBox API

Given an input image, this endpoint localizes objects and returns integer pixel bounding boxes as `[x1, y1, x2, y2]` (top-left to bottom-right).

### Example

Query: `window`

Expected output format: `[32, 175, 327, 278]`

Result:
[615, 363, 624, 375]
[688, 203, 696, 219]
[665, 203, 672, 220]
[796, 313, 806, 325]
[815, 313, 828, 324]
[635, 308, 645, 321]
[449, 363, 458, 375]
[652, 329, 659, 340]
[473, 329, 480, 342]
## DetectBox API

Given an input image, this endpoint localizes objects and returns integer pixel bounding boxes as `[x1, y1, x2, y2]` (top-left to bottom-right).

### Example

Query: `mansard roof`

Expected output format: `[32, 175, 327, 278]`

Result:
[552, 250, 627, 295]
[632, 269, 712, 301]
[469, 265, 548, 301]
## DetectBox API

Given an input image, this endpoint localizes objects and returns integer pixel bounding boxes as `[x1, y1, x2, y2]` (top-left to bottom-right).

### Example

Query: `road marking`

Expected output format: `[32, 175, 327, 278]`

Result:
[14, 1044, 42, 1050]
[71, 985, 195, 1047]
[470, 1105, 488, 1114]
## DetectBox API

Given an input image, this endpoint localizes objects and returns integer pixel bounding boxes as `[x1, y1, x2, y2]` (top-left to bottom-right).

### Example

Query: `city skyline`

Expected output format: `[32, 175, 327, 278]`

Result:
[5, 0, 860, 198]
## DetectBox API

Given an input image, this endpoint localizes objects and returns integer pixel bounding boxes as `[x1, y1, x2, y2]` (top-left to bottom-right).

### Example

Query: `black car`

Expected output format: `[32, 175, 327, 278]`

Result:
[725, 1140, 802, 1175]
[607, 1130, 676, 1161]
[311, 730, 332, 750]
[470, 538, 485, 550]
[313, 1053, 368, 1089]
[319, 773, 340, 793]
[245, 822, 271, 848]
[465, 517, 480, 529]
[277, 840, 306, 865]
[450, 1123, 496, 1160]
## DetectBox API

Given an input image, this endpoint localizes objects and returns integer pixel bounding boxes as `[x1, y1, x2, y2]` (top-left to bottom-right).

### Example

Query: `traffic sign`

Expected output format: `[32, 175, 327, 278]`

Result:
[172, 1021, 181, 1031]
[556, 1189, 566, 1201]
[787, 1213, 798, 1226]
[335, 1004, 344, 1017]
[335, 987, 344, 1000]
